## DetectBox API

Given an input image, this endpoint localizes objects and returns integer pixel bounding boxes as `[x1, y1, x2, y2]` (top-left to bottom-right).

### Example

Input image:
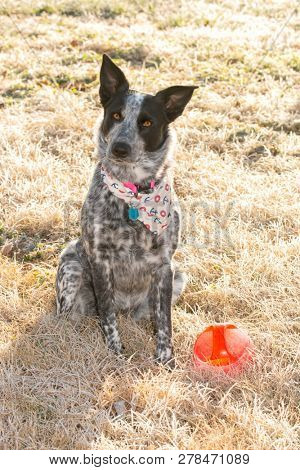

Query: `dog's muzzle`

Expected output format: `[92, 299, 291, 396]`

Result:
[111, 141, 132, 159]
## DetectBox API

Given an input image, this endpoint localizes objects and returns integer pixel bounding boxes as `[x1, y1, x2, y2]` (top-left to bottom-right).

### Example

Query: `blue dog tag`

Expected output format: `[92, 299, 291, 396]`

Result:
[128, 206, 139, 221]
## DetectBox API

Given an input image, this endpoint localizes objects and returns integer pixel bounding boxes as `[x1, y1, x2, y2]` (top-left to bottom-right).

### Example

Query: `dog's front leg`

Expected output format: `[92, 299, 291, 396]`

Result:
[151, 263, 174, 367]
[91, 262, 122, 354]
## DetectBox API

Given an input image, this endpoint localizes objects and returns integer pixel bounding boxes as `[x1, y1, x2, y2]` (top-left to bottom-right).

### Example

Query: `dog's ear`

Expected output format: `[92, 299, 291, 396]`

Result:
[100, 54, 129, 106]
[155, 85, 198, 122]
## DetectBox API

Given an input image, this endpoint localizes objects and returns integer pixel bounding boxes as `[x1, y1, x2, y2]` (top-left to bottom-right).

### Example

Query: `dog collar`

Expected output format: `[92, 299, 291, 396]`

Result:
[100, 166, 172, 236]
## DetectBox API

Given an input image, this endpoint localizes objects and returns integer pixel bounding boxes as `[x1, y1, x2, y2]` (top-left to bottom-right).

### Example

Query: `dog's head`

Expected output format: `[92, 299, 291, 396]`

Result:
[97, 54, 197, 183]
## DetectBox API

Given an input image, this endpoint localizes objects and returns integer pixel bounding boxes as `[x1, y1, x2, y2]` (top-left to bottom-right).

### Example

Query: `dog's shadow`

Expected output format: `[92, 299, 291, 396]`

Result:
[1, 305, 165, 449]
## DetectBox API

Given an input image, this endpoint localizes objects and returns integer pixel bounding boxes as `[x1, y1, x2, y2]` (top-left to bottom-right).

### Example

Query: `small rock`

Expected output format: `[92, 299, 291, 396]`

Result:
[228, 130, 248, 143]
[113, 400, 126, 416]
[1, 242, 14, 257]
[244, 145, 270, 167]
[248, 145, 269, 155]
[15, 235, 36, 254]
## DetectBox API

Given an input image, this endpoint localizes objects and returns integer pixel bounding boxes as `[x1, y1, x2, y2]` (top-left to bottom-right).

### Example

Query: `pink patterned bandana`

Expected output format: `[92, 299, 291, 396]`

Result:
[100, 166, 172, 236]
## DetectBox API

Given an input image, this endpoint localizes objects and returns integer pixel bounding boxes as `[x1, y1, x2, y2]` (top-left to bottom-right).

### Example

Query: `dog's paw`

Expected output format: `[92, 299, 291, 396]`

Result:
[107, 338, 124, 355]
[103, 322, 123, 355]
[155, 345, 175, 369]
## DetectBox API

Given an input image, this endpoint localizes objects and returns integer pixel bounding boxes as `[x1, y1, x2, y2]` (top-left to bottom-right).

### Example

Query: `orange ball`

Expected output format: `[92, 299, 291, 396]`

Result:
[193, 323, 253, 371]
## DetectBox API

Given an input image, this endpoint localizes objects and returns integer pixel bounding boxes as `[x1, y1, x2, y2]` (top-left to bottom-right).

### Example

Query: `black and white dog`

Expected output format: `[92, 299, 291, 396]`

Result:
[56, 54, 197, 366]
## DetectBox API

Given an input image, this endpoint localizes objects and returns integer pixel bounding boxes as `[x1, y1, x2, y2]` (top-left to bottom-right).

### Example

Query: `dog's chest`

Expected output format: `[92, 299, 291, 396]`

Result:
[82, 184, 168, 302]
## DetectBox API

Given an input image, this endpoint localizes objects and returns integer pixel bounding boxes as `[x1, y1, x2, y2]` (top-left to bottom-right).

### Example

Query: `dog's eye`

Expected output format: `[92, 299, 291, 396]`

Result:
[142, 120, 152, 128]
[112, 112, 122, 121]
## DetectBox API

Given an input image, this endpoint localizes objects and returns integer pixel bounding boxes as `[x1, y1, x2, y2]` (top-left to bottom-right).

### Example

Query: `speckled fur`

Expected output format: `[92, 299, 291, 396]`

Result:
[56, 57, 196, 366]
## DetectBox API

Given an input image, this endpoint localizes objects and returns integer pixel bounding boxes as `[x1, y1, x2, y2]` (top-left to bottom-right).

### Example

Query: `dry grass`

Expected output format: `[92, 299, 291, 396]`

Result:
[0, 0, 299, 450]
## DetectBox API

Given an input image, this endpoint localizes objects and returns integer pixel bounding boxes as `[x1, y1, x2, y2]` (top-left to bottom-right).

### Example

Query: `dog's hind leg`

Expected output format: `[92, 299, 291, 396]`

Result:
[56, 240, 96, 319]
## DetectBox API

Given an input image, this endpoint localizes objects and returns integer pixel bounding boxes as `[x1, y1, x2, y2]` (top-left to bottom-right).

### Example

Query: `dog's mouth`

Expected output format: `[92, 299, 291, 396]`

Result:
[106, 156, 133, 166]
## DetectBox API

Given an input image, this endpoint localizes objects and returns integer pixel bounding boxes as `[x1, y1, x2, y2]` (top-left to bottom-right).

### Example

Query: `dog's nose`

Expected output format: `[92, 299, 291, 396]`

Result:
[111, 142, 131, 159]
